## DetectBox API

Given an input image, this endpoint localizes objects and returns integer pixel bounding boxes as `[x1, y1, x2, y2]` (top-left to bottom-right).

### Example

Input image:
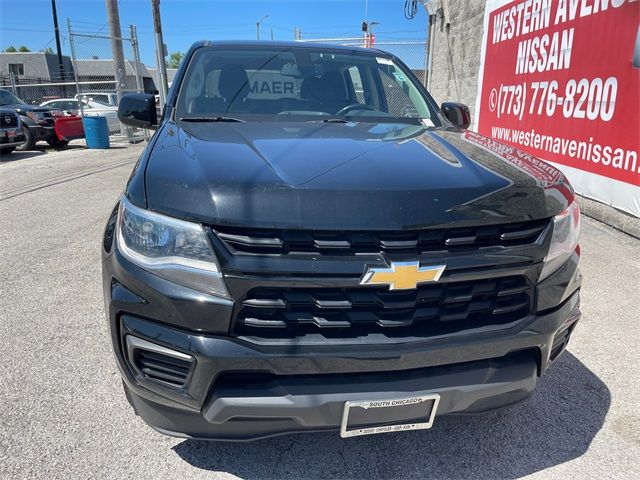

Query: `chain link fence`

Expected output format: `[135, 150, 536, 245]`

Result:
[0, 72, 75, 106]
[297, 36, 428, 85]
[0, 23, 152, 144]
[68, 23, 149, 142]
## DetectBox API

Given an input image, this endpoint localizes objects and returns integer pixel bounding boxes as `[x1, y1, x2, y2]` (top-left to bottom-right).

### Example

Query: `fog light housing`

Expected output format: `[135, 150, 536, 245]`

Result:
[125, 336, 194, 389]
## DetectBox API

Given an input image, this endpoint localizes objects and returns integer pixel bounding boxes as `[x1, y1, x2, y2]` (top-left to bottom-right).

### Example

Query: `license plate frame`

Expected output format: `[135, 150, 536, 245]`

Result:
[340, 393, 440, 438]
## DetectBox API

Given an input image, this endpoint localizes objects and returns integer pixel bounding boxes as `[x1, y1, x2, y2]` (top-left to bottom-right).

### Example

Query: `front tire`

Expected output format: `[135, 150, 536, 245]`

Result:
[0, 147, 16, 155]
[47, 137, 69, 149]
[16, 127, 35, 151]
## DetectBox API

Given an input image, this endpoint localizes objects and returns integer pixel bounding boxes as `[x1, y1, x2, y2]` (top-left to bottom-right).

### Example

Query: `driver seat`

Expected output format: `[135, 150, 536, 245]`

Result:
[316, 71, 349, 114]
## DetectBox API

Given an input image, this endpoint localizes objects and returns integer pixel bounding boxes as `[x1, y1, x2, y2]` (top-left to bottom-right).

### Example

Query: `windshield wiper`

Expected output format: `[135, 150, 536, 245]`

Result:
[180, 116, 245, 123]
[321, 118, 350, 123]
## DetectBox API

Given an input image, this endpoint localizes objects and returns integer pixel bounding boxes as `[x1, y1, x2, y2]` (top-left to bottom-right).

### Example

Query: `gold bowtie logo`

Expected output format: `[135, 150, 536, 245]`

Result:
[360, 262, 446, 290]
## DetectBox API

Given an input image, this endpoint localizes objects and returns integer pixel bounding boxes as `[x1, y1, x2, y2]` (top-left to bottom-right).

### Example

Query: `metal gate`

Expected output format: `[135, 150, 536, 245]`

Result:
[67, 21, 149, 143]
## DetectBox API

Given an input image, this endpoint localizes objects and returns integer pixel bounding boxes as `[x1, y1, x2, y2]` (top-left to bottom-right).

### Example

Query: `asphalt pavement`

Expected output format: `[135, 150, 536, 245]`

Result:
[0, 144, 638, 479]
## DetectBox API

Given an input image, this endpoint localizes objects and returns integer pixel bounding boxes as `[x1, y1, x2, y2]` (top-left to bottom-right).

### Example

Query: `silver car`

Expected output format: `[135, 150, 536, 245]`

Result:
[40, 99, 121, 133]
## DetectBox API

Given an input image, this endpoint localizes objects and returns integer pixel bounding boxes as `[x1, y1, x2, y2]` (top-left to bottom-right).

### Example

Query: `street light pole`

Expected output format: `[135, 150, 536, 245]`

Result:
[256, 14, 269, 40]
[369, 21, 379, 47]
[50, 0, 65, 80]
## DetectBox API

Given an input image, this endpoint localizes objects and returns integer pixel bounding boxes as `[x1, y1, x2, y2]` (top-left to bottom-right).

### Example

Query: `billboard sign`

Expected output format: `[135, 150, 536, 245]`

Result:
[475, 0, 639, 216]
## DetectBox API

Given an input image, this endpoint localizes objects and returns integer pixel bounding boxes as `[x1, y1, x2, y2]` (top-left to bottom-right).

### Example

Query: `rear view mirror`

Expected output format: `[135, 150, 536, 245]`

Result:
[441, 102, 471, 129]
[118, 94, 158, 129]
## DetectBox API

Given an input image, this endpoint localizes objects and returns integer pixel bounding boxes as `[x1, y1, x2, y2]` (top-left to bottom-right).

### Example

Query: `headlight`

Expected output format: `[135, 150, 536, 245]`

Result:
[116, 197, 229, 298]
[27, 112, 46, 123]
[540, 200, 580, 281]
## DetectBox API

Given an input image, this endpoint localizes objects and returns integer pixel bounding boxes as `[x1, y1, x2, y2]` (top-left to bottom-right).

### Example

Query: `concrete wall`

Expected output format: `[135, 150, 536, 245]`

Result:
[0, 53, 52, 79]
[0, 52, 74, 80]
[428, 0, 486, 125]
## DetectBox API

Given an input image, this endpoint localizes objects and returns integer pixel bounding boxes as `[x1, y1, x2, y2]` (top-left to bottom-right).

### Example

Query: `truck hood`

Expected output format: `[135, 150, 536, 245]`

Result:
[2, 103, 52, 114]
[142, 121, 572, 230]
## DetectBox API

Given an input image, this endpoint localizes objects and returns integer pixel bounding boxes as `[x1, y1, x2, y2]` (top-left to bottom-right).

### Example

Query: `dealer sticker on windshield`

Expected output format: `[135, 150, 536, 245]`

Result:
[376, 57, 394, 65]
[340, 394, 440, 438]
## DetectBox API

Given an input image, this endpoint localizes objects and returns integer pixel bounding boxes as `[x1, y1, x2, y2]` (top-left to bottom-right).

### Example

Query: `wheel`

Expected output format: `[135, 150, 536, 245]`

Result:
[16, 127, 36, 151]
[47, 137, 69, 149]
[0, 147, 15, 155]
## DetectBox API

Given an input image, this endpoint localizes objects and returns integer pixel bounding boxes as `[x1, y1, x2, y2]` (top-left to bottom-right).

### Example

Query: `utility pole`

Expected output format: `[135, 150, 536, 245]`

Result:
[151, 0, 169, 107]
[50, 0, 65, 80]
[105, 0, 127, 104]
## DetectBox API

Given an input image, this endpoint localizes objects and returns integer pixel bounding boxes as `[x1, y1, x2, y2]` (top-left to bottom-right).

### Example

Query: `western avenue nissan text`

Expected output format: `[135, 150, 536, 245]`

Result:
[103, 41, 582, 441]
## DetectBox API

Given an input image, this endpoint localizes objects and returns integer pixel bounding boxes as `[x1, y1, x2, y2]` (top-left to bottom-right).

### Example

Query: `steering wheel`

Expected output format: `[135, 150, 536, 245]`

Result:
[334, 103, 377, 116]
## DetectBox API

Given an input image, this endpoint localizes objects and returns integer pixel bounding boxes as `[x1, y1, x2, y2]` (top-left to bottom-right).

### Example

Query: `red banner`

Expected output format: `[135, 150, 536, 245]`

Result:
[476, 0, 640, 189]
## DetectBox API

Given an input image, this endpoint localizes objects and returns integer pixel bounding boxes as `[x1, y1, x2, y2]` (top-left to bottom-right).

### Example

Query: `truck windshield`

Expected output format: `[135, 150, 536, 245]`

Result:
[175, 45, 437, 124]
[0, 90, 26, 106]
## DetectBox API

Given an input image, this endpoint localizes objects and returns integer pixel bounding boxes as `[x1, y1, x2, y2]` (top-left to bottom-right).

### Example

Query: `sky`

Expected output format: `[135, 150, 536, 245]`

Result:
[0, 0, 430, 67]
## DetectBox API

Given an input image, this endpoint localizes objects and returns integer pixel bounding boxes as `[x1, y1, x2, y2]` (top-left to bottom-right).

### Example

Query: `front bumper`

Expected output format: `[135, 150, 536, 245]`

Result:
[126, 344, 541, 441]
[103, 213, 582, 440]
[0, 129, 25, 148]
[27, 124, 55, 141]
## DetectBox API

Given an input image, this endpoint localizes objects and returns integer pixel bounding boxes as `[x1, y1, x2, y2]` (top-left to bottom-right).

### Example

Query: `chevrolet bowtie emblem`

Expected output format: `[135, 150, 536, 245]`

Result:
[360, 262, 446, 290]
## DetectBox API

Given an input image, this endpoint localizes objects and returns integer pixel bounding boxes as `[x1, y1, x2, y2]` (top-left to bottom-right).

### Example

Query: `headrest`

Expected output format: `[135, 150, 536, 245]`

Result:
[219, 64, 250, 103]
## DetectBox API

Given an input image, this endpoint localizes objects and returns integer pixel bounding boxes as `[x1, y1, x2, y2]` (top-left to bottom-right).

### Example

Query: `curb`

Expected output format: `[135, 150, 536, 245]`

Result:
[577, 195, 640, 240]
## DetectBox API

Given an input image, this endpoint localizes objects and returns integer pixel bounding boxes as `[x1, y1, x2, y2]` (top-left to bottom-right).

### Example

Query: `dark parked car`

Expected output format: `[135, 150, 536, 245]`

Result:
[0, 108, 25, 154]
[104, 41, 581, 441]
[0, 89, 66, 150]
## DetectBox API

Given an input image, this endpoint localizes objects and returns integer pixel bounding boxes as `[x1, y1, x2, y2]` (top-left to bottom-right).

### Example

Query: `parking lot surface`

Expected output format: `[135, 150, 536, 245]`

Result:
[1, 145, 638, 479]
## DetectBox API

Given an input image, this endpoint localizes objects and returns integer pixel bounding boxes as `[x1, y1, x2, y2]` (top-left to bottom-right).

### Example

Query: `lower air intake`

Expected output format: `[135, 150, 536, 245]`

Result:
[125, 336, 194, 389]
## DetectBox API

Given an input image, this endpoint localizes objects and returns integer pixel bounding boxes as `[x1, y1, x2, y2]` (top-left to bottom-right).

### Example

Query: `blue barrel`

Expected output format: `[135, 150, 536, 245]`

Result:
[82, 116, 110, 149]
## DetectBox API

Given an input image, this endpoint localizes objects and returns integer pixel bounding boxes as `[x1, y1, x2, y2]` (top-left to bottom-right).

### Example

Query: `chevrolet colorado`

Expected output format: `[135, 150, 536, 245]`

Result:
[104, 41, 582, 441]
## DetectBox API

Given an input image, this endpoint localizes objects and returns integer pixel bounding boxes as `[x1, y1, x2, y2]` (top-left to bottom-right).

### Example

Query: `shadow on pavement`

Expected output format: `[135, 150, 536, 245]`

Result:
[0, 150, 46, 162]
[0, 143, 130, 162]
[172, 352, 609, 479]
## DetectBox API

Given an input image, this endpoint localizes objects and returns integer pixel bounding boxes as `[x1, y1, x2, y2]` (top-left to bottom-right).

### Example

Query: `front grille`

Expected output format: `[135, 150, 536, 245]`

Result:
[1, 113, 18, 128]
[42, 111, 54, 126]
[215, 219, 548, 255]
[234, 276, 533, 340]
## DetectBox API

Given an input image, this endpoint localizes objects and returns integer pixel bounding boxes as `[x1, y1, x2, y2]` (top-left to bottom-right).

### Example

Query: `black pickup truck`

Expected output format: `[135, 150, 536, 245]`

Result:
[0, 89, 65, 150]
[0, 108, 25, 154]
[103, 41, 582, 441]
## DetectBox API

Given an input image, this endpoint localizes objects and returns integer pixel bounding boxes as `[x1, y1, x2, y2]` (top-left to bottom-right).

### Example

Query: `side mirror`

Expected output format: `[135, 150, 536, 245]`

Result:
[441, 102, 471, 129]
[118, 94, 158, 129]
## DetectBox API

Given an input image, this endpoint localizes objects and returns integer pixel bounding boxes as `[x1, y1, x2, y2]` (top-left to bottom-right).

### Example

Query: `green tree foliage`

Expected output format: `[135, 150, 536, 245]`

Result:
[4, 46, 17, 52]
[42, 47, 54, 54]
[17, 46, 30, 52]
[166, 52, 184, 69]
